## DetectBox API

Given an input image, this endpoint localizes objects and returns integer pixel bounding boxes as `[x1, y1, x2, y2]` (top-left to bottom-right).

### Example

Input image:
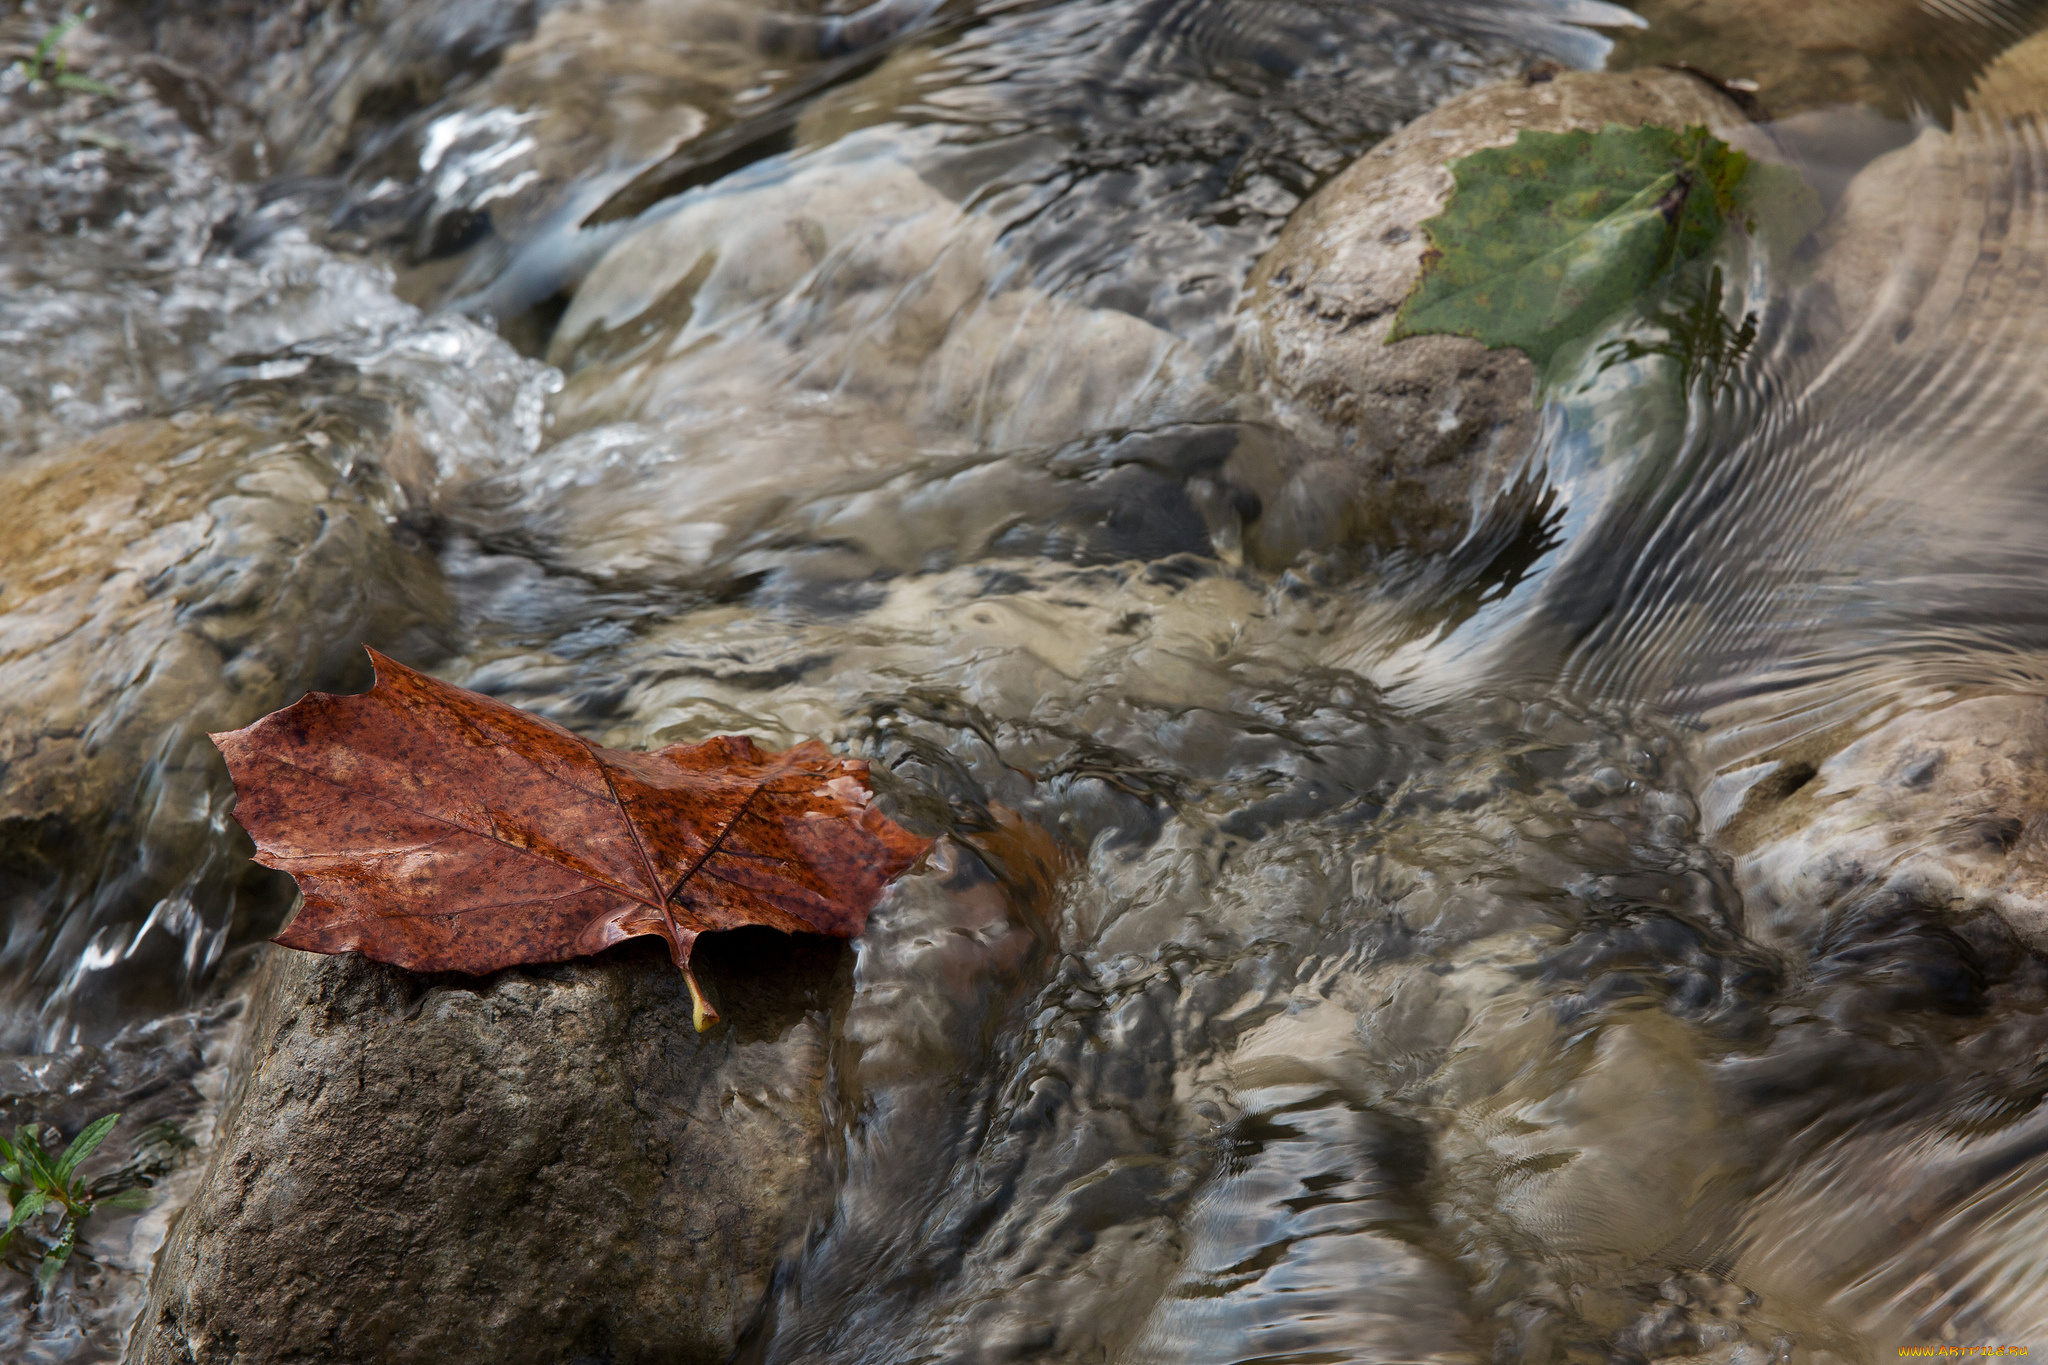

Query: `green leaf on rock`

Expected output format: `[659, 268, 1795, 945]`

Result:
[1388, 123, 1818, 370]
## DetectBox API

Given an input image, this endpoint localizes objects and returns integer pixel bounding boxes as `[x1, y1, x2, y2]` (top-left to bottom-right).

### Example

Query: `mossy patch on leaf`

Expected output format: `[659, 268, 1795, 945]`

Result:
[1388, 124, 1821, 370]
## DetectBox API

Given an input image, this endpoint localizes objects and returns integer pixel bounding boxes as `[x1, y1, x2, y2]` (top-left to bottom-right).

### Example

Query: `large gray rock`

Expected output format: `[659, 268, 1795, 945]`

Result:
[128, 931, 847, 1365]
[1238, 69, 1755, 560]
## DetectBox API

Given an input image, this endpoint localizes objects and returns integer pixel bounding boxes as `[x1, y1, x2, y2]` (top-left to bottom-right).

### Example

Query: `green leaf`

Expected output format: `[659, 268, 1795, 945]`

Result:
[1388, 124, 1813, 371]
[35, 1220, 76, 1296]
[1735, 160, 1825, 265]
[0, 1178, 54, 1261]
[54, 72, 121, 98]
[54, 1114, 118, 1185]
[3, 1187, 47, 1243]
[31, 16, 85, 75]
[11, 1130, 56, 1190]
[90, 1186, 152, 1213]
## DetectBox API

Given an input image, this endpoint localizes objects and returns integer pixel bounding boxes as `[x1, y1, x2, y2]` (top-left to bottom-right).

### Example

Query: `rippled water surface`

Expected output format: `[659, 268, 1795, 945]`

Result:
[8, 0, 2048, 1357]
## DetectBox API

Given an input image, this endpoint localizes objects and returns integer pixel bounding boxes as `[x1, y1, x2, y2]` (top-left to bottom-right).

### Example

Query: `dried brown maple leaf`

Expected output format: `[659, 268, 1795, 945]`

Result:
[212, 648, 931, 1028]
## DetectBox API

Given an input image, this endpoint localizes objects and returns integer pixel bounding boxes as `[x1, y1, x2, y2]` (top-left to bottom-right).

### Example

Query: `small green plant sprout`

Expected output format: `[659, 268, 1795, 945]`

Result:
[1600, 265, 1761, 402]
[13, 11, 121, 99]
[0, 1113, 165, 1296]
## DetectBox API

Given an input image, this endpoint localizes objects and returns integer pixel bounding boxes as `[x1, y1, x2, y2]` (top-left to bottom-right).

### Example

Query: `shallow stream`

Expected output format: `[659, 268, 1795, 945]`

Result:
[7, 0, 2048, 1358]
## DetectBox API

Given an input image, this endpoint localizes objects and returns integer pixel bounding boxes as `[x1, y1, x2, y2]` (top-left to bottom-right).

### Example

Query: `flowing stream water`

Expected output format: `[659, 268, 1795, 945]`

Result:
[7, 0, 2048, 1359]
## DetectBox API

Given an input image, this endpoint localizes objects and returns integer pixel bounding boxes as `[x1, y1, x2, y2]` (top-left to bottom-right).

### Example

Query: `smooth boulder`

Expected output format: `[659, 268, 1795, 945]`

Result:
[1812, 26, 2048, 338]
[495, 136, 1209, 585]
[1706, 35, 2048, 955]
[1239, 69, 1756, 559]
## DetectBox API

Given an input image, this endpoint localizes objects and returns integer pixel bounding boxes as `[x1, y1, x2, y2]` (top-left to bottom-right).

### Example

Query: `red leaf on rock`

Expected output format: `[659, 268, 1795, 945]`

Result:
[211, 649, 931, 1029]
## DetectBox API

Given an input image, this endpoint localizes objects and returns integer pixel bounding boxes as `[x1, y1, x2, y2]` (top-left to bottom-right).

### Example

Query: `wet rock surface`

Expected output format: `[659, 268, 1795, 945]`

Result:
[1241, 68, 1755, 559]
[0, 4, 255, 469]
[547, 137, 1207, 444]
[0, 415, 445, 1033]
[491, 135, 1225, 586]
[98, 0, 559, 177]
[0, 308, 552, 1040]
[129, 931, 847, 1365]
[103, 0, 954, 338]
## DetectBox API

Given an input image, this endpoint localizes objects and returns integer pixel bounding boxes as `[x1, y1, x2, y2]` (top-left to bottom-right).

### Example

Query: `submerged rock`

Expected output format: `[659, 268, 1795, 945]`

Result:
[0, 307, 549, 1037]
[1698, 30, 2048, 982]
[547, 135, 1204, 452]
[129, 931, 846, 1365]
[1607, 0, 2031, 118]
[493, 134, 1213, 584]
[0, 415, 441, 826]
[1239, 69, 1755, 560]
[1812, 26, 2048, 339]
[1715, 694, 2048, 956]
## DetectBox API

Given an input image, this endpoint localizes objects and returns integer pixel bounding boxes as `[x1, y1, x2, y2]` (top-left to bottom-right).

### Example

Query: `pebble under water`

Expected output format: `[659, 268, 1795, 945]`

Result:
[6, 0, 2048, 1358]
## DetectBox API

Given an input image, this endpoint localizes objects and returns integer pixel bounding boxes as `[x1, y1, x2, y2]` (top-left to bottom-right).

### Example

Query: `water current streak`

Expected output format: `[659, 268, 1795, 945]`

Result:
[1491, 112, 2048, 753]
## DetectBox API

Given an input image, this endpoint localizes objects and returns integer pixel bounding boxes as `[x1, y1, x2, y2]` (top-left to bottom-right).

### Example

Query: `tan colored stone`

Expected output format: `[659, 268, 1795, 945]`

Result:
[1968, 27, 2048, 121]
[0, 414, 454, 1022]
[1806, 29, 2048, 355]
[0, 416, 446, 828]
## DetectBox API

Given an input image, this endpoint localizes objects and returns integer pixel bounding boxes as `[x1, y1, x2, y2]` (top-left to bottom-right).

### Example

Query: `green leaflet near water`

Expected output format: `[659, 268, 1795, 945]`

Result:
[1387, 124, 1821, 371]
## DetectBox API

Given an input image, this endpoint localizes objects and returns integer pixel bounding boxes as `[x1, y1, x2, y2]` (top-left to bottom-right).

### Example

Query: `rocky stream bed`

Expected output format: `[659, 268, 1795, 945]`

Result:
[7, 0, 2048, 1361]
